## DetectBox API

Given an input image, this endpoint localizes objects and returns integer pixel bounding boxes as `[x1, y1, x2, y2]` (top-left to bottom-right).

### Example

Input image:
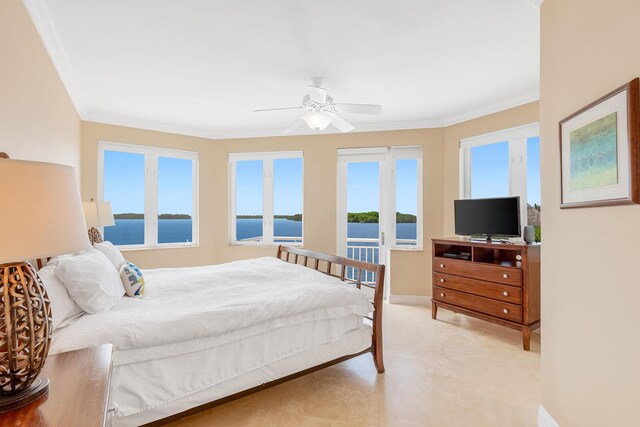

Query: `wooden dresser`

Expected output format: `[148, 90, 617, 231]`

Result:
[431, 238, 540, 350]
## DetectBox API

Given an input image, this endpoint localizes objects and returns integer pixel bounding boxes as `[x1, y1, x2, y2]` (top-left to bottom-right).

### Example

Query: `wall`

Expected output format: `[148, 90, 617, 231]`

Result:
[540, 0, 640, 425]
[81, 122, 217, 268]
[442, 102, 539, 236]
[81, 123, 444, 297]
[209, 129, 445, 299]
[82, 103, 539, 298]
[0, 0, 80, 172]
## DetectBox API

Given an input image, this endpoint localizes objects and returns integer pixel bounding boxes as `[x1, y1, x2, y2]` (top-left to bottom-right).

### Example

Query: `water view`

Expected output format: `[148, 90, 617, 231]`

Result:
[104, 218, 418, 246]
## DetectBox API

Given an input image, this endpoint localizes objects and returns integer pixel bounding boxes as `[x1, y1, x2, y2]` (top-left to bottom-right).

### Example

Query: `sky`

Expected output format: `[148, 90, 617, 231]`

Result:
[104, 150, 193, 215]
[470, 137, 541, 205]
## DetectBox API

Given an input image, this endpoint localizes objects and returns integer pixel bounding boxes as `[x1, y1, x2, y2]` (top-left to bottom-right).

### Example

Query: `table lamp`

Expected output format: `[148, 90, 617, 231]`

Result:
[0, 154, 90, 411]
[83, 200, 115, 245]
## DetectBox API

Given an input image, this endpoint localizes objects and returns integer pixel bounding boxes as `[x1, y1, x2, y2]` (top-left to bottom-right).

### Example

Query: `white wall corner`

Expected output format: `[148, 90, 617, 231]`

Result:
[538, 405, 560, 427]
[388, 295, 430, 306]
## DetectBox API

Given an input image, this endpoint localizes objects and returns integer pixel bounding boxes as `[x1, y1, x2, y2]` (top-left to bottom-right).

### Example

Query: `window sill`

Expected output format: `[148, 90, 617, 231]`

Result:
[117, 244, 199, 252]
[229, 242, 304, 248]
[389, 246, 423, 252]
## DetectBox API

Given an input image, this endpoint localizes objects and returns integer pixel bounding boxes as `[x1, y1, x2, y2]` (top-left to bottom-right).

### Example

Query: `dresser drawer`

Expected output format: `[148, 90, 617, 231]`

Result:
[433, 273, 522, 304]
[433, 257, 522, 286]
[433, 286, 522, 322]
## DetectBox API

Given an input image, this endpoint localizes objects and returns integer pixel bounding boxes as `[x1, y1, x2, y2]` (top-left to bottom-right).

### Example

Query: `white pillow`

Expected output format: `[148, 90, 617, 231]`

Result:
[38, 265, 84, 329]
[56, 249, 125, 314]
[92, 241, 125, 270]
[45, 254, 74, 269]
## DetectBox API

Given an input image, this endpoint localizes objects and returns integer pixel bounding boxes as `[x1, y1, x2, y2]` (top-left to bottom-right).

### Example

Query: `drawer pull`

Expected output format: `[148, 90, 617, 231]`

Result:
[503, 291, 509, 297]
[439, 278, 445, 283]
[440, 263, 445, 268]
[502, 273, 509, 279]
[503, 308, 509, 314]
[440, 292, 445, 297]
[108, 403, 119, 414]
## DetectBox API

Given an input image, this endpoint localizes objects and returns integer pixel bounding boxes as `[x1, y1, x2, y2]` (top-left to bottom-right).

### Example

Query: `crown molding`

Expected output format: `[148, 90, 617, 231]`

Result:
[25, 0, 540, 140]
[83, 90, 540, 140]
[23, 0, 88, 117]
[441, 90, 540, 128]
[83, 111, 446, 140]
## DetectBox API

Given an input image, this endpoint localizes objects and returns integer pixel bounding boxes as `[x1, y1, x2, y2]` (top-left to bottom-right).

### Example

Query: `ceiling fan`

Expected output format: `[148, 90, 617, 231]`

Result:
[254, 77, 383, 133]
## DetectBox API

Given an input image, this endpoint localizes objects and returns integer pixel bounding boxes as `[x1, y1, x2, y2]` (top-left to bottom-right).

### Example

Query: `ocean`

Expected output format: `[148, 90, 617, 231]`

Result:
[105, 219, 417, 246]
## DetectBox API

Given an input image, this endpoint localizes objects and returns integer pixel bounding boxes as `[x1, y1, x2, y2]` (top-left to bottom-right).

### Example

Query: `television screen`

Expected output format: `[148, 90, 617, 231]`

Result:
[454, 197, 521, 238]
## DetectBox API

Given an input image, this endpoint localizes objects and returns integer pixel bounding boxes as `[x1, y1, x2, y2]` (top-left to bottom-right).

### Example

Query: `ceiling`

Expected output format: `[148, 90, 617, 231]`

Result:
[25, 0, 540, 139]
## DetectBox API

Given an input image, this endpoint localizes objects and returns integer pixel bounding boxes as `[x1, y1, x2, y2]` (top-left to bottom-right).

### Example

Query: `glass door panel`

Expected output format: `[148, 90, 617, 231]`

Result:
[338, 156, 387, 286]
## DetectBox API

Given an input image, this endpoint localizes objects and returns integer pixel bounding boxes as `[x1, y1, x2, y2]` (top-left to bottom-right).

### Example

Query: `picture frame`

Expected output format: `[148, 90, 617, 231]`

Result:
[560, 78, 640, 208]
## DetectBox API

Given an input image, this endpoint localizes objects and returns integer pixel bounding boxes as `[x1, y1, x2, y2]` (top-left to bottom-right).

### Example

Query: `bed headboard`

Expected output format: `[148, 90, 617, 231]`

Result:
[276, 245, 386, 372]
[32, 258, 52, 271]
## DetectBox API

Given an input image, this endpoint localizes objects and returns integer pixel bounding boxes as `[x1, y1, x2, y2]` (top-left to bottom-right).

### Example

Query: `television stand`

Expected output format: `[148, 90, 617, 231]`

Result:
[431, 238, 540, 350]
[469, 236, 512, 244]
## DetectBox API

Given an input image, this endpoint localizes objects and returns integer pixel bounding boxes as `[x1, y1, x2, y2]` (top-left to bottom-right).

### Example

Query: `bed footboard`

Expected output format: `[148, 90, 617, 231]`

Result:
[276, 245, 385, 373]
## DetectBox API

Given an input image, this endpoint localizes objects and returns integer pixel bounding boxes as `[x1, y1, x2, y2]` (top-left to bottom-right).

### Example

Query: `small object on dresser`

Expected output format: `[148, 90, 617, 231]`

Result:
[442, 251, 471, 261]
[523, 225, 536, 243]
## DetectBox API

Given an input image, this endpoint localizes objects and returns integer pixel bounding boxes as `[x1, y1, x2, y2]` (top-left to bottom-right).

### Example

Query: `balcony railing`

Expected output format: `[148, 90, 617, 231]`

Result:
[345, 237, 417, 283]
[239, 235, 417, 284]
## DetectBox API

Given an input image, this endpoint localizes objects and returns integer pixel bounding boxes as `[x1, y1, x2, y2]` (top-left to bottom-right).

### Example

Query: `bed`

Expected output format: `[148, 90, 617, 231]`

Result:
[42, 245, 385, 426]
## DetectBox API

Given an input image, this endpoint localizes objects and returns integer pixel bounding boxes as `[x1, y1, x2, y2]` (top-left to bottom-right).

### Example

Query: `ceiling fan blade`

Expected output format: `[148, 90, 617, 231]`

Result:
[253, 106, 303, 113]
[283, 115, 306, 134]
[329, 114, 355, 133]
[308, 86, 327, 104]
[334, 103, 383, 115]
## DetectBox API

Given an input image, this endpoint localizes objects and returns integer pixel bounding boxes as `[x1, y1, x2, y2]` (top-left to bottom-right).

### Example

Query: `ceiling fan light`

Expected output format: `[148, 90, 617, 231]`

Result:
[303, 112, 332, 131]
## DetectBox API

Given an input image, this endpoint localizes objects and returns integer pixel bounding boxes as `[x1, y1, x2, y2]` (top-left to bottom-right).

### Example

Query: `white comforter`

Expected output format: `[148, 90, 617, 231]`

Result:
[51, 257, 372, 365]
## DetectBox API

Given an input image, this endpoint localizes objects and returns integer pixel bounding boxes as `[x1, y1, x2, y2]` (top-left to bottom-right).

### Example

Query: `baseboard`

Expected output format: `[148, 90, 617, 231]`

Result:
[388, 295, 430, 305]
[538, 405, 559, 427]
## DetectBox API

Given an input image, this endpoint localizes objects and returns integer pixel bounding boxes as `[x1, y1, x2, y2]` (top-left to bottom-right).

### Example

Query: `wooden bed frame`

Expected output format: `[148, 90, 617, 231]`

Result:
[276, 245, 385, 374]
[37, 245, 385, 425]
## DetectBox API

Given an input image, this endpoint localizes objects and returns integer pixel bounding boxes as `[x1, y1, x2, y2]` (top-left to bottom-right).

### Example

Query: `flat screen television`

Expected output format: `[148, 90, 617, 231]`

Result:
[454, 196, 521, 241]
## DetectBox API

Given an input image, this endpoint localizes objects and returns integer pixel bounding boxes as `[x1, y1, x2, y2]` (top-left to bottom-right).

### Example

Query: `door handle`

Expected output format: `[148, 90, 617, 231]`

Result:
[380, 232, 385, 246]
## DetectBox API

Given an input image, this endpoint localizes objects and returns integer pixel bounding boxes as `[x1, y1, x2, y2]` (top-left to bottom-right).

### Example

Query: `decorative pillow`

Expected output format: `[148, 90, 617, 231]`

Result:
[38, 265, 84, 329]
[56, 249, 125, 314]
[92, 241, 125, 271]
[119, 261, 145, 298]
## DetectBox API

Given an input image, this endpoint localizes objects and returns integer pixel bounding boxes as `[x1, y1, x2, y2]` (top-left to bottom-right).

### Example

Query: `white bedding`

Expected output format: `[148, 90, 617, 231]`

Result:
[51, 257, 372, 365]
[112, 324, 372, 426]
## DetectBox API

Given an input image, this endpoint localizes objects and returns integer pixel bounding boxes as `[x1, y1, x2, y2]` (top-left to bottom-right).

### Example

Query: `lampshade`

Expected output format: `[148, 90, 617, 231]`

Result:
[0, 159, 90, 263]
[83, 201, 115, 228]
[303, 111, 332, 131]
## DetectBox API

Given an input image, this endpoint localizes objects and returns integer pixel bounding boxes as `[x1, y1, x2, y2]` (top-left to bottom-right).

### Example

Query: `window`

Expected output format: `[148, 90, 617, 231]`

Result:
[460, 123, 540, 239]
[390, 147, 423, 248]
[337, 145, 423, 261]
[229, 151, 303, 245]
[99, 142, 198, 248]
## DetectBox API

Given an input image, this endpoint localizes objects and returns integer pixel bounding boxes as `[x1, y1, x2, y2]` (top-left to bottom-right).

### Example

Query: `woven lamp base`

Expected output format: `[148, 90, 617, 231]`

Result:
[0, 377, 49, 413]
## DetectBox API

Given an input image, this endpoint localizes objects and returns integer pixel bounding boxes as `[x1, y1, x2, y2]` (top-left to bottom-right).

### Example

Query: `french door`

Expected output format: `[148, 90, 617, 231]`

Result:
[337, 148, 389, 287]
[337, 146, 423, 297]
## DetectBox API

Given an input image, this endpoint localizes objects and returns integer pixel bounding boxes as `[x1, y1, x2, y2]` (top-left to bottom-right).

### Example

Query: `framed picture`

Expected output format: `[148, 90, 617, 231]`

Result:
[560, 78, 640, 208]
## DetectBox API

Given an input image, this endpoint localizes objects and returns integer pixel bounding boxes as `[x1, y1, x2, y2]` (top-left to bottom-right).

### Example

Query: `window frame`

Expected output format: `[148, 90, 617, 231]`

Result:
[459, 123, 540, 232]
[97, 141, 199, 250]
[228, 150, 304, 246]
[388, 146, 424, 250]
[336, 146, 423, 253]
